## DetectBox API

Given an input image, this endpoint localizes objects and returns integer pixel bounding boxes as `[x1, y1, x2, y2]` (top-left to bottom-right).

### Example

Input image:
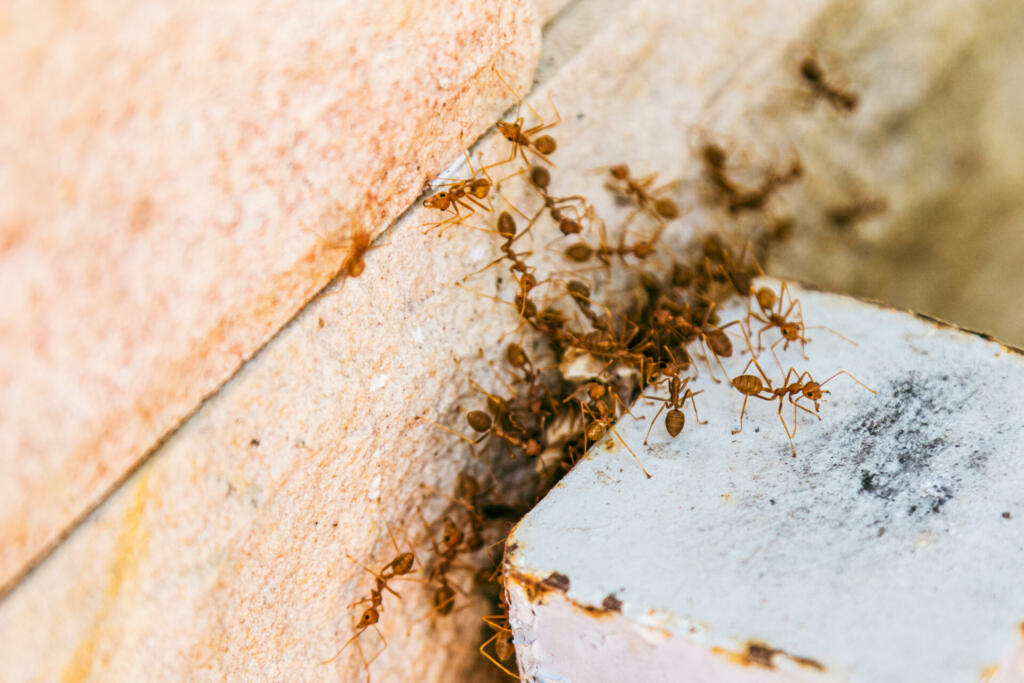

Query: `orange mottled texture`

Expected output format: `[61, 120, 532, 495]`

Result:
[0, 0, 540, 589]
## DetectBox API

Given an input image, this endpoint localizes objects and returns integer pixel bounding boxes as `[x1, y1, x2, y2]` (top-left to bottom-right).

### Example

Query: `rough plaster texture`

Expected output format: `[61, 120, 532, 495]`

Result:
[0, 0, 540, 590]
[0, 0, 833, 680]
[507, 281, 1024, 682]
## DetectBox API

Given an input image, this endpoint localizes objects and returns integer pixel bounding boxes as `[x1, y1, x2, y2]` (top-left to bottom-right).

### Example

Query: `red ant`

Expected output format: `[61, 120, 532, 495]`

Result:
[605, 164, 682, 224]
[493, 68, 561, 167]
[421, 145, 499, 235]
[322, 519, 418, 672]
[641, 373, 706, 444]
[747, 281, 855, 360]
[730, 331, 875, 456]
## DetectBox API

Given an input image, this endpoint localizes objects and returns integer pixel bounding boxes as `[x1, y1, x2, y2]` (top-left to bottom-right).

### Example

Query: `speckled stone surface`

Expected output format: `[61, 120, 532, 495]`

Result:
[507, 281, 1024, 682]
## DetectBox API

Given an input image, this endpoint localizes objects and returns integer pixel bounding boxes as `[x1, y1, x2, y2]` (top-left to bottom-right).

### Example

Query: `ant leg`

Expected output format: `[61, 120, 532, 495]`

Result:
[609, 423, 651, 479]
[687, 389, 708, 425]
[777, 398, 797, 457]
[643, 402, 668, 445]
[480, 631, 520, 679]
[731, 395, 750, 435]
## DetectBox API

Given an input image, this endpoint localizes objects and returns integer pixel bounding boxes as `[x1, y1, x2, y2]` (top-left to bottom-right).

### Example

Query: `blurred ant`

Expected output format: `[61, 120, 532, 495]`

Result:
[799, 54, 859, 113]
[605, 164, 682, 225]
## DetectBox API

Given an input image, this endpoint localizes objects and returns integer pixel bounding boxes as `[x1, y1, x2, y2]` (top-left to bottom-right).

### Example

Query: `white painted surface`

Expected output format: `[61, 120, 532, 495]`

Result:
[507, 280, 1024, 682]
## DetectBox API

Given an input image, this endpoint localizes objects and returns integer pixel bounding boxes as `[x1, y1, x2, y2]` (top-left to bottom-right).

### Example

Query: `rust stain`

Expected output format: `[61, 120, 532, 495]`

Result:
[711, 641, 825, 672]
[601, 594, 623, 612]
[541, 571, 570, 593]
[506, 567, 622, 621]
[61, 468, 153, 683]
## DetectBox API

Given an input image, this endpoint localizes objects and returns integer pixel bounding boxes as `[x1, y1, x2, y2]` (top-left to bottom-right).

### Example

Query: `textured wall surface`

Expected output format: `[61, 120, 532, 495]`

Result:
[0, 0, 539, 590]
[2, 0, 1022, 681]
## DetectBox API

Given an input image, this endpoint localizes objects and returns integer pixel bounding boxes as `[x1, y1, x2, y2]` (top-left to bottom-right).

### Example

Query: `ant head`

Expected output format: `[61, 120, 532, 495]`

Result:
[802, 382, 827, 401]
[800, 57, 823, 83]
[586, 382, 606, 401]
[609, 164, 630, 180]
[496, 120, 518, 140]
[781, 322, 800, 341]
[423, 192, 447, 209]
[525, 438, 541, 457]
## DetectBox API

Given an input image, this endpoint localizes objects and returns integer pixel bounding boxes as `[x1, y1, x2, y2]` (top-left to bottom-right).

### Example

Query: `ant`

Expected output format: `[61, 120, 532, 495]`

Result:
[322, 519, 418, 670]
[528, 165, 587, 236]
[747, 281, 855, 359]
[421, 144, 499, 235]
[565, 380, 651, 478]
[480, 610, 519, 679]
[641, 373, 706, 444]
[493, 68, 561, 167]
[799, 54, 859, 113]
[605, 164, 682, 224]
[730, 331, 875, 456]
[695, 138, 802, 214]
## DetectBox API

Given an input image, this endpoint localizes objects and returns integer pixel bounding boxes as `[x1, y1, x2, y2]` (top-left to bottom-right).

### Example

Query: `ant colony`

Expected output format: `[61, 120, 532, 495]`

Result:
[329, 56, 874, 681]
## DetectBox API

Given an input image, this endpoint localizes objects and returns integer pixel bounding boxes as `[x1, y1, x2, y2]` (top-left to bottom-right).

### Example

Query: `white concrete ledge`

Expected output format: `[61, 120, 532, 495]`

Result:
[506, 280, 1024, 682]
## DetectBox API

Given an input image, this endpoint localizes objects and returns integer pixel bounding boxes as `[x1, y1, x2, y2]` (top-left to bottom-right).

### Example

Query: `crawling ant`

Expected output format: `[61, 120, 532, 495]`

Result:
[528, 166, 587, 236]
[799, 54, 859, 113]
[322, 519, 418, 671]
[605, 164, 682, 224]
[422, 145, 499, 235]
[641, 373, 706, 444]
[493, 68, 561, 167]
[747, 281, 856, 359]
[730, 332, 875, 455]
[826, 197, 888, 232]
[480, 610, 519, 678]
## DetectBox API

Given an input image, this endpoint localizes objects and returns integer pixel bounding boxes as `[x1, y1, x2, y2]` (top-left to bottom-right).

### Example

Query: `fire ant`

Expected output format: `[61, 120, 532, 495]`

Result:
[528, 165, 587, 236]
[799, 54, 859, 113]
[322, 519, 418, 670]
[641, 373, 706, 444]
[730, 332, 875, 456]
[480, 610, 519, 678]
[747, 281, 855, 359]
[422, 145, 498, 235]
[605, 164, 682, 224]
[493, 67, 561, 167]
